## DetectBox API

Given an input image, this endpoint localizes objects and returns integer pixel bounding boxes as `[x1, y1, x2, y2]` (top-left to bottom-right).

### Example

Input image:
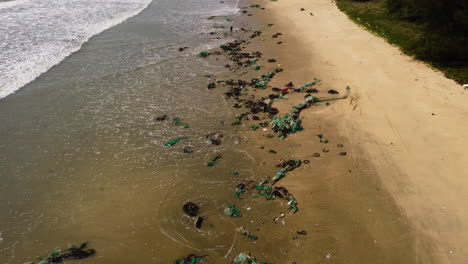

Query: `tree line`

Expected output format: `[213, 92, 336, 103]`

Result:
[358, 0, 468, 63]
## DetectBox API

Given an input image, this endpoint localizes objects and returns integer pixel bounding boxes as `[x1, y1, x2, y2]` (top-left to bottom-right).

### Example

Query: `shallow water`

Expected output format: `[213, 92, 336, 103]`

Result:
[0, 0, 288, 263]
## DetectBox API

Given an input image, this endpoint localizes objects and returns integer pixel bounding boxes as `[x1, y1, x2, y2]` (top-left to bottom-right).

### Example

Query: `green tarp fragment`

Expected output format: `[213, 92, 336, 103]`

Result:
[224, 205, 242, 217]
[164, 138, 182, 147]
[172, 117, 189, 128]
[197, 51, 210, 58]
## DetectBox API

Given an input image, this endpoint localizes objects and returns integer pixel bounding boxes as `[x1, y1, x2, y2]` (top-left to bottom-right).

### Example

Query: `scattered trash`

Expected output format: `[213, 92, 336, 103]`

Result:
[155, 115, 168, 121]
[31, 242, 96, 264]
[322, 148, 329, 152]
[303, 160, 310, 164]
[224, 205, 242, 217]
[337, 144, 344, 148]
[313, 153, 320, 157]
[183, 146, 194, 154]
[207, 154, 222, 167]
[205, 131, 224, 145]
[273, 160, 301, 184]
[197, 51, 210, 58]
[300, 8, 305, 11]
[297, 230, 307, 235]
[164, 137, 182, 147]
[272, 32, 283, 38]
[340, 152, 347, 156]
[269, 149, 277, 154]
[272, 186, 289, 199]
[183, 202, 200, 217]
[207, 83, 216, 89]
[172, 117, 189, 128]
[236, 226, 258, 240]
[178, 47, 188, 52]
[235, 183, 246, 198]
[232, 252, 265, 264]
[273, 212, 286, 223]
[328, 89, 339, 94]
[195, 216, 205, 229]
[174, 254, 206, 264]
[251, 64, 261, 71]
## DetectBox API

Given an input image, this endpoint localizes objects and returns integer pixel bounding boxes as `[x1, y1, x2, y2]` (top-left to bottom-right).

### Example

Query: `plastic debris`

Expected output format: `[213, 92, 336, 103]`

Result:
[173, 254, 206, 264]
[208, 83, 216, 89]
[236, 226, 258, 240]
[195, 216, 205, 229]
[235, 183, 246, 198]
[155, 115, 168, 121]
[251, 161, 301, 212]
[205, 131, 224, 145]
[273, 212, 286, 223]
[232, 252, 266, 264]
[183, 202, 200, 217]
[32, 243, 95, 264]
[251, 64, 261, 71]
[251, 125, 259, 131]
[207, 154, 222, 167]
[183, 146, 194, 154]
[172, 117, 189, 128]
[224, 205, 242, 217]
[164, 138, 182, 147]
[197, 51, 210, 58]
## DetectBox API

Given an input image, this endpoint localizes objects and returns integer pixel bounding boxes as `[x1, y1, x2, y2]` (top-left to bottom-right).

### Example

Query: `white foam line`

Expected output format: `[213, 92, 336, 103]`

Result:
[0, 0, 153, 100]
[0, 0, 30, 10]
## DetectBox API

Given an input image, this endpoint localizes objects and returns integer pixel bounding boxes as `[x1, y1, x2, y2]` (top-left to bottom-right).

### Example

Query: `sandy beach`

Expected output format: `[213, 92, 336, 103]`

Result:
[1, 0, 467, 263]
[234, 0, 468, 263]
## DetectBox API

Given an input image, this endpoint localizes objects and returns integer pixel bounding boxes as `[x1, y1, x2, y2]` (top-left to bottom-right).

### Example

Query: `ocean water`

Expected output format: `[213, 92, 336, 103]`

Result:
[0, 0, 288, 263]
[0, 0, 153, 99]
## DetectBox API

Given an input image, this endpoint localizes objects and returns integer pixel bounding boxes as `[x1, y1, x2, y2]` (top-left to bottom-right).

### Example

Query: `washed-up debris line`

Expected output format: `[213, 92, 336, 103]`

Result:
[251, 160, 302, 213]
[173, 254, 207, 264]
[26, 243, 96, 264]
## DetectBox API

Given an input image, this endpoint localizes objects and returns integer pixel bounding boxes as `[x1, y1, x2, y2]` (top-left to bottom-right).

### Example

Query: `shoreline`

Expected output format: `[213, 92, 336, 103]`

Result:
[226, 0, 468, 263]
[206, 0, 421, 262]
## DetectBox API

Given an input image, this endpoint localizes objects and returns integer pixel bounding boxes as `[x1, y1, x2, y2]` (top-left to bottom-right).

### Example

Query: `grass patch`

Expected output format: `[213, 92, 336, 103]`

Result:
[336, 0, 468, 84]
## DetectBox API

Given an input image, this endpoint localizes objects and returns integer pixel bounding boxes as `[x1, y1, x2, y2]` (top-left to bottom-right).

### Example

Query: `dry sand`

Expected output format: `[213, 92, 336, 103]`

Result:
[256, 0, 468, 263]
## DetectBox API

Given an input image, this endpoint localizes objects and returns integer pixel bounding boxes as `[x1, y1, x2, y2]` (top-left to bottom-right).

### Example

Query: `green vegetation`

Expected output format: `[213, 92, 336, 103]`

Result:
[336, 0, 468, 84]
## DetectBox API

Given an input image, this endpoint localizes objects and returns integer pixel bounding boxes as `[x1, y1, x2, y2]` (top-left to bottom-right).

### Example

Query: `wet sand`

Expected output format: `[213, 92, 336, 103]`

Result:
[225, 0, 468, 263]
[209, 0, 418, 262]
[2, 0, 466, 263]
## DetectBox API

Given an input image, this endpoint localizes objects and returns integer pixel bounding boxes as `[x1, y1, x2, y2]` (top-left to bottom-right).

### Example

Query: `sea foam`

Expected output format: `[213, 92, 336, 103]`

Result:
[0, 0, 152, 99]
